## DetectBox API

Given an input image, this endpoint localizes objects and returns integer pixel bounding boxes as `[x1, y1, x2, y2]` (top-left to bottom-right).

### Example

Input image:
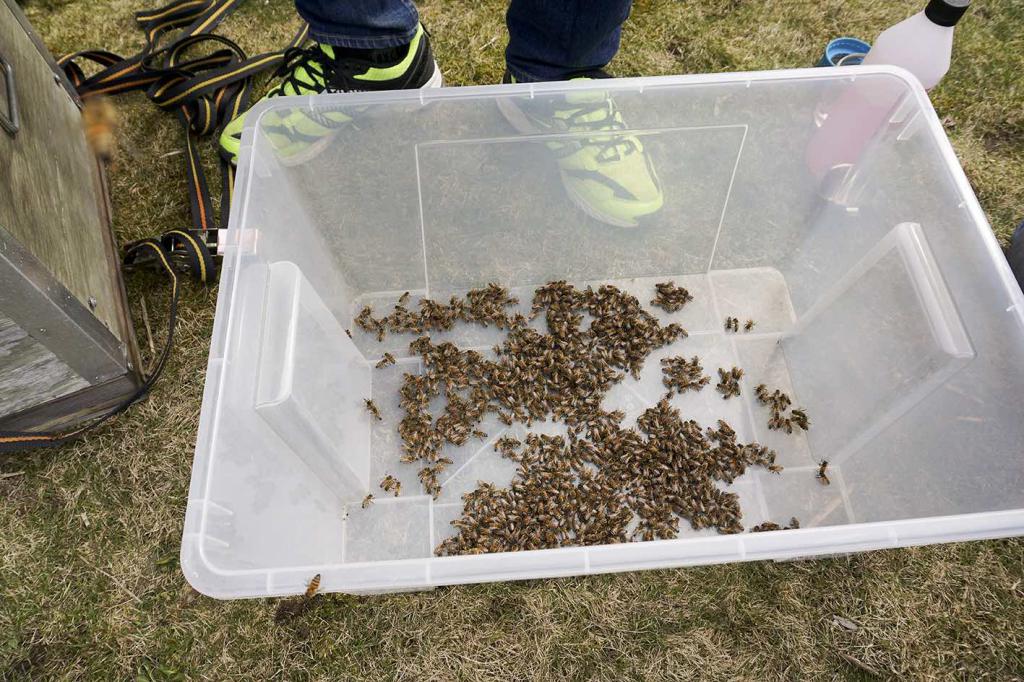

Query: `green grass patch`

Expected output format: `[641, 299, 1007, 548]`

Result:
[3, 0, 1023, 678]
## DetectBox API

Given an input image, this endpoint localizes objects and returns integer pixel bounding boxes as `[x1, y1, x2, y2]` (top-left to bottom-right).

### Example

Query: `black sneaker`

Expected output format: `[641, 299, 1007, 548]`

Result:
[220, 23, 441, 165]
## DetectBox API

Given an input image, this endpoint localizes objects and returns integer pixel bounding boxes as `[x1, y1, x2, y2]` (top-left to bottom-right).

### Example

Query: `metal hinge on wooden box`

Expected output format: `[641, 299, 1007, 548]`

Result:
[0, 0, 142, 438]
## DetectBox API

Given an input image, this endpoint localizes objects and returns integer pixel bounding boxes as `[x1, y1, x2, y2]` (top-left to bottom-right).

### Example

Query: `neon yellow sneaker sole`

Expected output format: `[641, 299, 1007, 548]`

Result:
[220, 24, 442, 166]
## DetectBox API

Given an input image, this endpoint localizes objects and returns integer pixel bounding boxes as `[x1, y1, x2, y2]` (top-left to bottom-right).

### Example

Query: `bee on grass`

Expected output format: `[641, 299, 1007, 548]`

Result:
[364, 399, 382, 421]
[304, 573, 321, 598]
[273, 573, 321, 624]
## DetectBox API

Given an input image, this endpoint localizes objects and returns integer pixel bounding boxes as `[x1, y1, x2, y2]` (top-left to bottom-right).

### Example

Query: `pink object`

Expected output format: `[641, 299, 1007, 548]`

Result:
[806, 0, 969, 185]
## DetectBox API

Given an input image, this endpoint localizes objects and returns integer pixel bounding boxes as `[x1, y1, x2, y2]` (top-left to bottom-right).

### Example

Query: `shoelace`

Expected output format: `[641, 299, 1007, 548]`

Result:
[561, 101, 640, 163]
[272, 45, 328, 96]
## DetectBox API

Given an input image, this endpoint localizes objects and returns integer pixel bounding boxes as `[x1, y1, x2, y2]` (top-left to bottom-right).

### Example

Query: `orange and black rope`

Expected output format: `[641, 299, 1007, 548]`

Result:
[57, 0, 308, 249]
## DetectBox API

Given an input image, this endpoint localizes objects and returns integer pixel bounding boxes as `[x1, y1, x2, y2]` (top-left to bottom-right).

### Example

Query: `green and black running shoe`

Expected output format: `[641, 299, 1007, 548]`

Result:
[497, 70, 663, 227]
[219, 23, 441, 165]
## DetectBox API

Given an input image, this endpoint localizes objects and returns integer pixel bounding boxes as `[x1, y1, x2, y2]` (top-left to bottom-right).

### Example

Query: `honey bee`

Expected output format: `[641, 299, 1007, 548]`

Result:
[399, 291, 411, 305]
[767, 464, 783, 474]
[82, 96, 118, 163]
[304, 573, 321, 598]
[650, 281, 693, 312]
[750, 521, 782, 532]
[816, 460, 830, 486]
[345, 328, 353, 339]
[375, 352, 396, 369]
[364, 399, 382, 420]
[724, 316, 739, 333]
[273, 573, 321, 624]
[380, 474, 401, 496]
[744, 319, 755, 332]
[788, 517, 800, 529]
[791, 409, 810, 430]
[361, 494, 374, 508]
[716, 367, 743, 399]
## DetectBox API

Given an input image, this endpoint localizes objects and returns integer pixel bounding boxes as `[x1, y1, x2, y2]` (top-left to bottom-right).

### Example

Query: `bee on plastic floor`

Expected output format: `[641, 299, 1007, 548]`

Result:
[716, 366, 743, 399]
[364, 399, 382, 420]
[744, 319, 755, 332]
[791, 408, 810, 430]
[816, 460, 830, 486]
[375, 352, 396, 369]
[361, 494, 374, 508]
[380, 474, 401, 496]
[750, 521, 783, 532]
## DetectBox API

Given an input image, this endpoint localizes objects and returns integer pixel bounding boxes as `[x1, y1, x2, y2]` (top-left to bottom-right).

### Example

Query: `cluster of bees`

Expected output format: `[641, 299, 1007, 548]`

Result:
[724, 316, 756, 333]
[716, 366, 744, 399]
[354, 283, 523, 342]
[438, 399, 781, 555]
[750, 518, 800, 532]
[754, 384, 810, 433]
[651, 281, 694, 312]
[354, 281, 811, 556]
[379, 474, 401, 496]
[661, 355, 709, 396]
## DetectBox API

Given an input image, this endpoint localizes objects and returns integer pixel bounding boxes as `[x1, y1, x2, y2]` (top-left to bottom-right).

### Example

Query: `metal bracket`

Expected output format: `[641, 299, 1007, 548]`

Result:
[0, 49, 19, 135]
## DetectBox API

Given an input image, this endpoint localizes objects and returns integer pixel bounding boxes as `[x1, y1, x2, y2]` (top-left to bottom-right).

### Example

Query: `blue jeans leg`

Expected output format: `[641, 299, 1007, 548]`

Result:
[294, 0, 420, 49]
[505, 0, 634, 82]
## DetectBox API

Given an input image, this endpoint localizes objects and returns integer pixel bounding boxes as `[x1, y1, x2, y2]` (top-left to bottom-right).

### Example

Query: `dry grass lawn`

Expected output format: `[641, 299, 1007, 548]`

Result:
[3, 0, 1024, 678]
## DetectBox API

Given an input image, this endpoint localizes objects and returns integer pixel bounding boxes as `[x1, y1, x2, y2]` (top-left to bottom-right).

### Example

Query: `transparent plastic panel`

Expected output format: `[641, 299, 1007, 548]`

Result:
[416, 125, 745, 287]
[784, 222, 973, 467]
[184, 69, 1024, 598]
[255, 262, 372, 497]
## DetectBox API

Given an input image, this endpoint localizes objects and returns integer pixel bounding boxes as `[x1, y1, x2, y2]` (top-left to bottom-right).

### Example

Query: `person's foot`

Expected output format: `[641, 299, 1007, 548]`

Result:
[497, 70, 663, 227]
[219, 23, 442, 165]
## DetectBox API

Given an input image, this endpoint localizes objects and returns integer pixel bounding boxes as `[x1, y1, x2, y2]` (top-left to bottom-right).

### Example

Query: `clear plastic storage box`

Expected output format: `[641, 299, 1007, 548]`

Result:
[182, 67, 1024, 598]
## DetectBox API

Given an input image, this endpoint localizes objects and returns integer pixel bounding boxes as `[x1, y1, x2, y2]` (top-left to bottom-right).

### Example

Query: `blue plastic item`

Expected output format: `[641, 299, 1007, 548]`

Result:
[818, 37, 871, 67]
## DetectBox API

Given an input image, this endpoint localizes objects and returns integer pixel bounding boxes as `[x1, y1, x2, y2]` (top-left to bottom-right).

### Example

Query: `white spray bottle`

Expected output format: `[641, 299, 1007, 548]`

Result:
[861, 0, 971, 90]
[805, 0, 971, 185]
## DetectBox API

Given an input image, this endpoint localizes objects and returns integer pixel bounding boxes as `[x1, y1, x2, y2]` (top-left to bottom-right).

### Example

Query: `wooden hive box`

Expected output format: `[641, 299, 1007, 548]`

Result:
[0, 0, 141, 436]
